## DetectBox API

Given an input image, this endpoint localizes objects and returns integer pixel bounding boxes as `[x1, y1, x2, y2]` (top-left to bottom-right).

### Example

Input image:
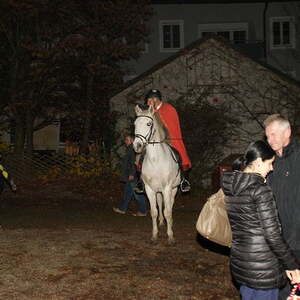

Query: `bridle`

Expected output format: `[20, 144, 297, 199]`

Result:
[134, 114, 181, 178]
[134, 115, 162, 146]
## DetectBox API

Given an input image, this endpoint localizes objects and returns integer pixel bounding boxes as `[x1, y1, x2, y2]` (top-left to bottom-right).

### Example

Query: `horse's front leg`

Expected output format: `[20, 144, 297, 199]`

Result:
[145, 185, 158, 241]
[163, 187, 177, 244]
[157, 193, 164, 226]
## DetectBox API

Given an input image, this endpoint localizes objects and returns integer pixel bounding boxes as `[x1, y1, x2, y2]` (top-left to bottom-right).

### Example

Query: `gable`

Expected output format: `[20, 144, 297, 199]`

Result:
[111, 36, 300, 110]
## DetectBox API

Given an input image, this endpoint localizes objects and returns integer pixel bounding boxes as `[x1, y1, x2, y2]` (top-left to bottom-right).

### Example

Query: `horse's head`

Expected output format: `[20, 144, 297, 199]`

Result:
[133, 105, 155, 153]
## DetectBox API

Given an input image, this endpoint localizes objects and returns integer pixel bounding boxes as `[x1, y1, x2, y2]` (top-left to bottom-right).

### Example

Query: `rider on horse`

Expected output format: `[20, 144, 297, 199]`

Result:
[135, 89, 191, 193]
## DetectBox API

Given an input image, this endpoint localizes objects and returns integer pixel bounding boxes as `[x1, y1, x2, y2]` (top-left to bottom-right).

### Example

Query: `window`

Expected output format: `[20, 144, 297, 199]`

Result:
[198, 23, 248, 44]
[270, 17, 295, 49]
[160, 20, 184, 52]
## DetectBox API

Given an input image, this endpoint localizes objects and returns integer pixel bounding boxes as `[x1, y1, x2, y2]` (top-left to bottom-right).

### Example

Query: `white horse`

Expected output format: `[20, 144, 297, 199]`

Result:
[133, 104, 181, 243]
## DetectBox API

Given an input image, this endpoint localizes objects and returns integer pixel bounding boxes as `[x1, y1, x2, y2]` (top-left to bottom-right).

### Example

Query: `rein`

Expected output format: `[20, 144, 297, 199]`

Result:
[135, 115, 180, 167]
[135, 115, 165, 145]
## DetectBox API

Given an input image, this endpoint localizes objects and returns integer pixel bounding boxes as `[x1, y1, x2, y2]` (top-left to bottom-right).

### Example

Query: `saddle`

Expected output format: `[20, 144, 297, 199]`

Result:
[168, 145, 182, 170]
[137, 144, 182, 176]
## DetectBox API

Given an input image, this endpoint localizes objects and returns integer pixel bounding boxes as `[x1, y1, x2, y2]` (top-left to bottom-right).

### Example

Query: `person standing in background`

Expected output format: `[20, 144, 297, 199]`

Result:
[113, 135, 147, 217]
[264, 114, 300, 300]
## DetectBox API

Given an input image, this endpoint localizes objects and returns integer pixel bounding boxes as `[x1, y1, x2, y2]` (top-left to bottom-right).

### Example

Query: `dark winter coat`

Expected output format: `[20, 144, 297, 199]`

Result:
[120, 144, 137, 183]
[267, 139, 300, 258]
[222, 171, 298, 289]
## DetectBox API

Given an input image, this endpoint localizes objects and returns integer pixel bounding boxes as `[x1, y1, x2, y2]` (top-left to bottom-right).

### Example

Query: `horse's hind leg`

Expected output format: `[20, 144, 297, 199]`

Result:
[157, 193, 164, 226]
[145, 186, 158, 241]
[163, 187, 177, 244]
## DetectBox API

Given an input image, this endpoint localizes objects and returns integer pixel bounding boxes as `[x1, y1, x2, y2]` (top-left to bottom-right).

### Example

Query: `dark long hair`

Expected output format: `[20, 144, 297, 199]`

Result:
[232, 140, 275, 171]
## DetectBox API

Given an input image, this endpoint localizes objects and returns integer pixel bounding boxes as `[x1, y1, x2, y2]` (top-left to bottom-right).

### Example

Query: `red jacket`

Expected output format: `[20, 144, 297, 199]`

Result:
[156, 102, 191, 171]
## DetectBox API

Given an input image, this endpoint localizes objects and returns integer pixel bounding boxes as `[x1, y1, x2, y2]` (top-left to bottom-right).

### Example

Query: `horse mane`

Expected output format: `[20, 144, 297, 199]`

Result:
[137, 106, 170, 141]
[153, 112, 170, 141]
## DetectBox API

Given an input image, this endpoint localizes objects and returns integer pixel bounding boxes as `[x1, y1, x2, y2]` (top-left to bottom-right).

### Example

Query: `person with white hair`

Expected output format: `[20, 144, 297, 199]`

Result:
[264, 114, 300, 300]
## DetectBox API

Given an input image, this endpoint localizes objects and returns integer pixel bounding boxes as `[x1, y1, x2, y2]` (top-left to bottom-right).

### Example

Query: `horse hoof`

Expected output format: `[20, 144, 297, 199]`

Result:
[151, 236, 158, 244]
[168, 238, 175, 245]
[159, 221, 164, 227]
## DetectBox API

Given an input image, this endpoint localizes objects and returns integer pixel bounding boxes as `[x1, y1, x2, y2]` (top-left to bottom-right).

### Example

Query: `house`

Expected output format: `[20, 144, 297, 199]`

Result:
[110, 0, 300, 185]
[110, 35, 300, 179]
[0, 121, 60, 153]
[125, 0, 300, 81]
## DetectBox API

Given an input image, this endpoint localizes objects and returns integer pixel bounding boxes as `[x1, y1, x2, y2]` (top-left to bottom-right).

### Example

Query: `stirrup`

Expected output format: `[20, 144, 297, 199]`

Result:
[180, 179, 191, 193]
[134, 181, 144, 194]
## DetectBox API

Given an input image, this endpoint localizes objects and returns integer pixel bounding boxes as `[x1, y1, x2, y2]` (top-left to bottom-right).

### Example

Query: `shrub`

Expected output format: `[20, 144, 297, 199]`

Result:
[177, 100, 239, 189]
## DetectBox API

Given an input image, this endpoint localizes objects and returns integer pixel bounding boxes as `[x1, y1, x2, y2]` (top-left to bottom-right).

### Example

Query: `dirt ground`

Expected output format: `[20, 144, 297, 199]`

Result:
[0, 178, 240, 300]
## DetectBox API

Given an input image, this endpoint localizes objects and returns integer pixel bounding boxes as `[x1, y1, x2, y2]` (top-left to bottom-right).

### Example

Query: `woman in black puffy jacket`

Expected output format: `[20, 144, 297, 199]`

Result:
[221, 140, 300, 300]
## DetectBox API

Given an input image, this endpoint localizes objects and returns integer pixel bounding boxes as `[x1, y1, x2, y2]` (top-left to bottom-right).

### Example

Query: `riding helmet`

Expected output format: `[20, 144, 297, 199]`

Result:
[144, 89, 162, 104]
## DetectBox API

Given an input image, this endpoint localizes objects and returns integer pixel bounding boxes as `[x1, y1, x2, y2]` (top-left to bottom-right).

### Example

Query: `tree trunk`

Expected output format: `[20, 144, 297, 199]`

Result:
[9, 59, 24, 156]
[80, 111, 91, 155]
[25, 107, 34, 158]
[79, 74, 94, 155]
[14, 114, 26, 157]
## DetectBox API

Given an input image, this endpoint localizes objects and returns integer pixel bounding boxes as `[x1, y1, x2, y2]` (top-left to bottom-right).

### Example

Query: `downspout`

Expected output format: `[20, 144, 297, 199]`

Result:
[263, 1, 269, 62]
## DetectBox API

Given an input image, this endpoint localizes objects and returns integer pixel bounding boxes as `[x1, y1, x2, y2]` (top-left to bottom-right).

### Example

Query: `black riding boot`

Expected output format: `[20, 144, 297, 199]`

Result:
[180, 170, 191, 193]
